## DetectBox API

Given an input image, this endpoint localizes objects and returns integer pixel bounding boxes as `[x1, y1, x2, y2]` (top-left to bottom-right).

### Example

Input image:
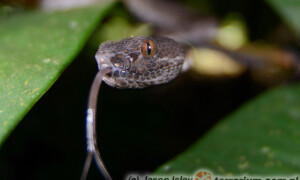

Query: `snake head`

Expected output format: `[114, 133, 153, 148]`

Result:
[95, 36, 184, 88]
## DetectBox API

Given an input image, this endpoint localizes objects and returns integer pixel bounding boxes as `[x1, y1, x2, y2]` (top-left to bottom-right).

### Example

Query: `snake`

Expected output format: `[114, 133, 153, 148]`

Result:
[97, 36, 185, 88]
[81, 36, 185, 180]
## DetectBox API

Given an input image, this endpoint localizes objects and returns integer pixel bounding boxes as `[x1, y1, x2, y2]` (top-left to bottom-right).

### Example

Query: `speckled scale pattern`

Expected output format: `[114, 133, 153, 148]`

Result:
[95, 36, 185, 88]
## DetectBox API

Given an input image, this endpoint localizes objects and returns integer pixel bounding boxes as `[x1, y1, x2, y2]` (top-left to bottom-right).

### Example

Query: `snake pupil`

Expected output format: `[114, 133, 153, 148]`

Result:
[141, 39, 156, 57]
[147, 42, 152, 55]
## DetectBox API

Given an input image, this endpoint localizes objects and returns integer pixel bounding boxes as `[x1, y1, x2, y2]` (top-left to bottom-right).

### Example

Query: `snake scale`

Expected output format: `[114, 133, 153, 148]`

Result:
[81, 36, 185, 180]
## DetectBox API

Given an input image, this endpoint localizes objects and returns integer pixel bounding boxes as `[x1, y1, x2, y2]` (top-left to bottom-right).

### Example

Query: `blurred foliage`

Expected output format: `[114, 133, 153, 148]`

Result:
[216, 13, 248, 50]
[187, 48, 245, 77]
[267, 0, 300, 36]
[0, 1, 115, 147]
[1, 0, 37, 8]
[153, 0, 300, 175]
[155, 83, 300, 175]
[89, 16, 152, 49]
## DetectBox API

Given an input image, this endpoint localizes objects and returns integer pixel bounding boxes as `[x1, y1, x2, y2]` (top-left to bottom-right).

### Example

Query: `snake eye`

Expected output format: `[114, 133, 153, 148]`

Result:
[141, 39, 156, 58]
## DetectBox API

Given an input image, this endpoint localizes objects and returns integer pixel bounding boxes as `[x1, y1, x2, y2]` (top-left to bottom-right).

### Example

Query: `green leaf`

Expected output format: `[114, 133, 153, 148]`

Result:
[267, 0, 300, 35]
[0, 1, 115, 147]
[155, 84, 300, 175]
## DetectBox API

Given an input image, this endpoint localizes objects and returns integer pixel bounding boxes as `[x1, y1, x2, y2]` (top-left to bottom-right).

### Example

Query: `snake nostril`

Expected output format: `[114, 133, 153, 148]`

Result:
[106, 71, 112, 77]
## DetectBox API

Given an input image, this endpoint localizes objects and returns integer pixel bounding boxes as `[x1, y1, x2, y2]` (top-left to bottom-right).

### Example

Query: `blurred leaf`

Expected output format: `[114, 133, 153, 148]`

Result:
[0, 1, 115, 147]
[216, 13, 248, 50]
[89, 16, 152, 48]
[267, 0, 300, 35]
[155, 84, 300, 175]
